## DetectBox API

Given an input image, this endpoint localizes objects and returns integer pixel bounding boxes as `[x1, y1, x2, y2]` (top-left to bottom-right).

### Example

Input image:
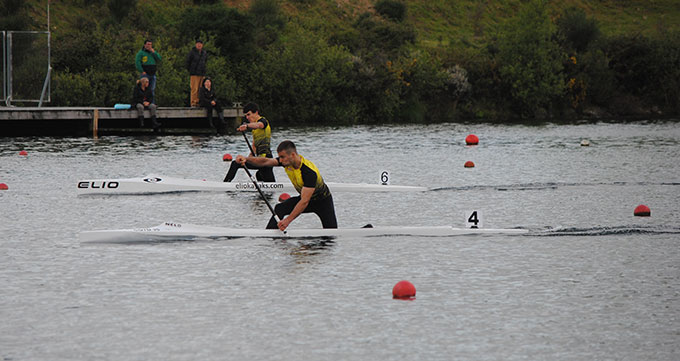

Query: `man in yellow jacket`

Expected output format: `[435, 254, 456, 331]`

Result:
[235, 140, 337, 231]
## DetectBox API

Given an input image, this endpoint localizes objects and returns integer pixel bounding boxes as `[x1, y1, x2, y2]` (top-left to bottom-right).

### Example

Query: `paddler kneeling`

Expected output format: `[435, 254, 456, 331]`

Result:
[235, 140, 338, 231]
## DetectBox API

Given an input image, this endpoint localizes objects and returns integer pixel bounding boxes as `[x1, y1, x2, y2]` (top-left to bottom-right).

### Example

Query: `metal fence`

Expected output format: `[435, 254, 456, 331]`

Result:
[2, 31, 6, 104]
[2, 31, 51, 106]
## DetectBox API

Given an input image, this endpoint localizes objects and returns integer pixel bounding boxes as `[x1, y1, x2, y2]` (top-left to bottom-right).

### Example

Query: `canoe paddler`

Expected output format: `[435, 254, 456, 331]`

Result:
[224, 102, 276, 182]
[235, 140, 337, 231]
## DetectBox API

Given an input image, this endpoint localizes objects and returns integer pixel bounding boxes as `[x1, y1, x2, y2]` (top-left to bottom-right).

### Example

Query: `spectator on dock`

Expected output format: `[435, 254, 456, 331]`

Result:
[135, 39, 162, 104]
[198, 77, 226, 133]
[132, 77, 161, 132]
[186, 39, 208, 107]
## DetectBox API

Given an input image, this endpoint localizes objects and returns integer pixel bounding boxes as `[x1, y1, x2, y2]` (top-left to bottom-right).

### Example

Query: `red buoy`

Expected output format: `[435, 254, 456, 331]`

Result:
[0, 183, 8, 190]
[278, 193, 291, 202]
[392, 280, 416, 299]
[222, 153, 233, 162]
[464, 161, 475, 168]
[634, 204, 650, 217]
[19, 150, 28, 156]
[465, 134, 479, 145]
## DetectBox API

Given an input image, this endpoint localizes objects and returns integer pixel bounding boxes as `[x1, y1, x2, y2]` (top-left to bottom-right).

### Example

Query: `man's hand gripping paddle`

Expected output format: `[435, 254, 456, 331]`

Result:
[239, 128, 284, 232]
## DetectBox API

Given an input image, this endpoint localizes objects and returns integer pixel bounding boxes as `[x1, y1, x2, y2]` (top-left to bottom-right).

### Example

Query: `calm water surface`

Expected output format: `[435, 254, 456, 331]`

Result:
[1, 121, 679, 360]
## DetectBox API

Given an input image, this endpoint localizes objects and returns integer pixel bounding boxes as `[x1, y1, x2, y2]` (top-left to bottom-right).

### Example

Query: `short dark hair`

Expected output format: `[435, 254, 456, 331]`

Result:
[277, 140, 297, 153]
[144, 39, 152, 45]
[243, 102, 260, 114]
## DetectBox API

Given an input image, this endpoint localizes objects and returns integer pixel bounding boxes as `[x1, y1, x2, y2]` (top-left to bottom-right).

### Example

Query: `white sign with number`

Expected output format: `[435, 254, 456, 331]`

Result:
[380, 171, 390, 185]
[464, 210, 483, 229]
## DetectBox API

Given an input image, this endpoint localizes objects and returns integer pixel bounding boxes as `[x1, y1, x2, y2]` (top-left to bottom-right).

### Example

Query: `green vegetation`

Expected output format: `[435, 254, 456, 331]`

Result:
[8, 0, 680, 123]
[497, 0, 564, 118]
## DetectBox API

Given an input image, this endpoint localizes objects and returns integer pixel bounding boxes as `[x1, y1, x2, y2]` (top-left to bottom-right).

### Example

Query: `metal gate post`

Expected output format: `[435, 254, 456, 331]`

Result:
[2, 31, 5, 105]
[5, 32, 11, 106]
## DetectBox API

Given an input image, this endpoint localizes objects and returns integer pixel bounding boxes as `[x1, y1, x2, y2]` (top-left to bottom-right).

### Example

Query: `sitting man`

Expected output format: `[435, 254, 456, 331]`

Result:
[132, 77, 161, 132]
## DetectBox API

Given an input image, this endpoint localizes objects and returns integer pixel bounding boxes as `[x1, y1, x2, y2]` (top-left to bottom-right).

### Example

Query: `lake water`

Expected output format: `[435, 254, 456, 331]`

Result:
[1, 121, 679, 360]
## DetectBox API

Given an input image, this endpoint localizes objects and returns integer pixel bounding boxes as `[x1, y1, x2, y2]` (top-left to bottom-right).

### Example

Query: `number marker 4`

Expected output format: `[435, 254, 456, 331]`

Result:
[464, 210, 483, 229]
[380, 171, 390, 185]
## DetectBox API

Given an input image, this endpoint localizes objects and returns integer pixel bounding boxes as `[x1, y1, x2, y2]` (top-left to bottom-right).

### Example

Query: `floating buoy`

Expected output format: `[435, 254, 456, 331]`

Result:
[465, 134, 479, 145]
[634, 204, 650, 217]
[464, 161, 475, 168]
[19, 150, 28, 156]
[222, 153, 233, 162]
[392, 280, 416, 299]
[580, 139, 590, 146]
[278, 193, 291, 202]
[0, 183, 8, 190]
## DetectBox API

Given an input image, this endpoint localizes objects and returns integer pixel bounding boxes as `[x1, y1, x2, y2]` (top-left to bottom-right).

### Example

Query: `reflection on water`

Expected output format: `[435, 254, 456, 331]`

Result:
[280, 239, 337, 263]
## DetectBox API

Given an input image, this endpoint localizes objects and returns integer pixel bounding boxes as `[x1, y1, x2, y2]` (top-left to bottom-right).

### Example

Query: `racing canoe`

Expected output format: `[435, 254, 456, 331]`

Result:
[80, 221, 529, 243]
[76, 175, 429, 195]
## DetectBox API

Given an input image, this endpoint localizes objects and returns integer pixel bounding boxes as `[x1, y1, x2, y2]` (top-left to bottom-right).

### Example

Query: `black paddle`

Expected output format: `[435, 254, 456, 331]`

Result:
[239, 128, 283, 227]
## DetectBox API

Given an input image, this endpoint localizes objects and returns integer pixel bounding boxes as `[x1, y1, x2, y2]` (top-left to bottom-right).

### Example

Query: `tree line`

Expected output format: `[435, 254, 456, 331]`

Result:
[5, 0, 680, 123]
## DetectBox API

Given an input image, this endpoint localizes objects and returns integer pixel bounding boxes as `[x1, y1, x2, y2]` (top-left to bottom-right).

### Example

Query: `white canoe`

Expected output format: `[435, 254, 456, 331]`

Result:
[76, 175, 429, 195]
[80, 221, 528, 243]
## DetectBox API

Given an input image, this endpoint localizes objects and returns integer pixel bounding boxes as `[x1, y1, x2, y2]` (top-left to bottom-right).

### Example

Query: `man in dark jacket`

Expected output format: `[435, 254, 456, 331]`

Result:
[132, 77, 161, 132]
[186, 40, 208, 107]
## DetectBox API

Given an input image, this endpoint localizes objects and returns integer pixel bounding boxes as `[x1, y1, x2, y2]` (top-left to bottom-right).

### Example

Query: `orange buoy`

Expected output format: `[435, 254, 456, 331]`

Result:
[0, 183, 8, 190]
[19, 150, 28, 156]
[464, 161, 475, 168]
[633, 204, 650, 217]
[392, 280, 416, 299]
[222, 153, 233, 162]
[278, 193, 291, 202]
[465, 134, 479, 145]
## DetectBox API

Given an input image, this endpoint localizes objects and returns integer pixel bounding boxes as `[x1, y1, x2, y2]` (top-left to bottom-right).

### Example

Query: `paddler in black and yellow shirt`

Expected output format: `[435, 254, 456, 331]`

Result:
[235, 140, 338, 231]
[224, 102, 276, 182]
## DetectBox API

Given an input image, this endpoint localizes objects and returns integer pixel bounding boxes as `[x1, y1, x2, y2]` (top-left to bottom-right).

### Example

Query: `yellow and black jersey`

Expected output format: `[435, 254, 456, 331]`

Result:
[279, 155, 331, 200]
[251, 117, 272, 158]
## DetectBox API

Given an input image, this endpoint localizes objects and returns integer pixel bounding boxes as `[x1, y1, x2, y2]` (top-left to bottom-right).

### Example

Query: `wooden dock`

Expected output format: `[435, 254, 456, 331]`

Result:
[0, 106, 243, 137]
